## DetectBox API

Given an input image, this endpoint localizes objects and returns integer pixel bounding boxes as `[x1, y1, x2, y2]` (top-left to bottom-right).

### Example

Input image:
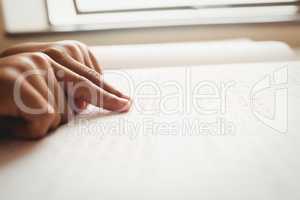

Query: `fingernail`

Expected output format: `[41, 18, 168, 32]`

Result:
[79, 101, 88, 110]
[75, 99, 88, 110]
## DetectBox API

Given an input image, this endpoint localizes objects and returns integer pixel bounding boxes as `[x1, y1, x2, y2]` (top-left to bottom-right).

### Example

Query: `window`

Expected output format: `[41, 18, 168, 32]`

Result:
[47, 0, 300, 31]
[75, 0, 299, 13]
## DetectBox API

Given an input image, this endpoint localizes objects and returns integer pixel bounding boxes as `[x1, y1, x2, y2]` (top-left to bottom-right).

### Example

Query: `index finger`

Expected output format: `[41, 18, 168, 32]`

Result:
[44, 47, 130, 100]
[49, 59, 131, 112]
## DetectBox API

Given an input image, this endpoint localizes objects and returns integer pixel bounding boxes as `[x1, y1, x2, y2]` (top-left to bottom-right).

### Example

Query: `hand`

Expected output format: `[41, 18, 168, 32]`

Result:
[1, 40, 102, 73]
[0, 40, 130, 110]
[0, 52, 131, 139]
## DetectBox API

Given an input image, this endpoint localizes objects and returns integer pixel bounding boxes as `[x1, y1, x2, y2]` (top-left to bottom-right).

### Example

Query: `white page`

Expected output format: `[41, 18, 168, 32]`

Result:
[1, 62, 300, 200]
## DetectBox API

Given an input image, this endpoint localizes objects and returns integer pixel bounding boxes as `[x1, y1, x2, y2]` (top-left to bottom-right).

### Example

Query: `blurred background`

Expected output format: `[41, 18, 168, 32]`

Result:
[0, 0, 300, 55]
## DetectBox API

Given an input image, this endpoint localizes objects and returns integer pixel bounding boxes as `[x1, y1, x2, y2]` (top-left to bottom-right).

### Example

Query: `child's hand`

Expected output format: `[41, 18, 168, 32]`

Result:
[0, 49, 131, 139]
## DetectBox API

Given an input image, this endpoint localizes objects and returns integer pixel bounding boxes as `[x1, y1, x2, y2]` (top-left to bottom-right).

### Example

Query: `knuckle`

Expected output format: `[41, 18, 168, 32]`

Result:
[75, 41, 86, 49]
[12, 53, 48, 74]
[61, 42, 79, 53]
[43, 46, 66, 58]
[13, 54, 33, 65]
[86, 68, 99, 79]
[0, 67, 20, 83]
[0, 67, 17, 76]
[63, 40, 83, 46]
[64, 43, 76, 51]
[62, 40, 85, 53]
[29, 52, 50, 65]
[1, 54, 41, 73]
[29, 52, 47, 59]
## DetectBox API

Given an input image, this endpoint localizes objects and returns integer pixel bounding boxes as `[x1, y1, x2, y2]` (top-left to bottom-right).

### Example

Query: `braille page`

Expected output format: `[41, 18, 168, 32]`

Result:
[1, 62, 300, 200]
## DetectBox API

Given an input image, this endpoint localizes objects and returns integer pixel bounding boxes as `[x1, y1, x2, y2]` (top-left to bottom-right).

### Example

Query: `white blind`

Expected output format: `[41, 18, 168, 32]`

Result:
[75, 0, 299, 13]
[46, 0, 300, 31]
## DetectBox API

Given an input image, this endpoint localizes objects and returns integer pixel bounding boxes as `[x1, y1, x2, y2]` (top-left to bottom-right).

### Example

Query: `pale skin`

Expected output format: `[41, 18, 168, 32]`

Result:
[0, 40, 132, 139]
